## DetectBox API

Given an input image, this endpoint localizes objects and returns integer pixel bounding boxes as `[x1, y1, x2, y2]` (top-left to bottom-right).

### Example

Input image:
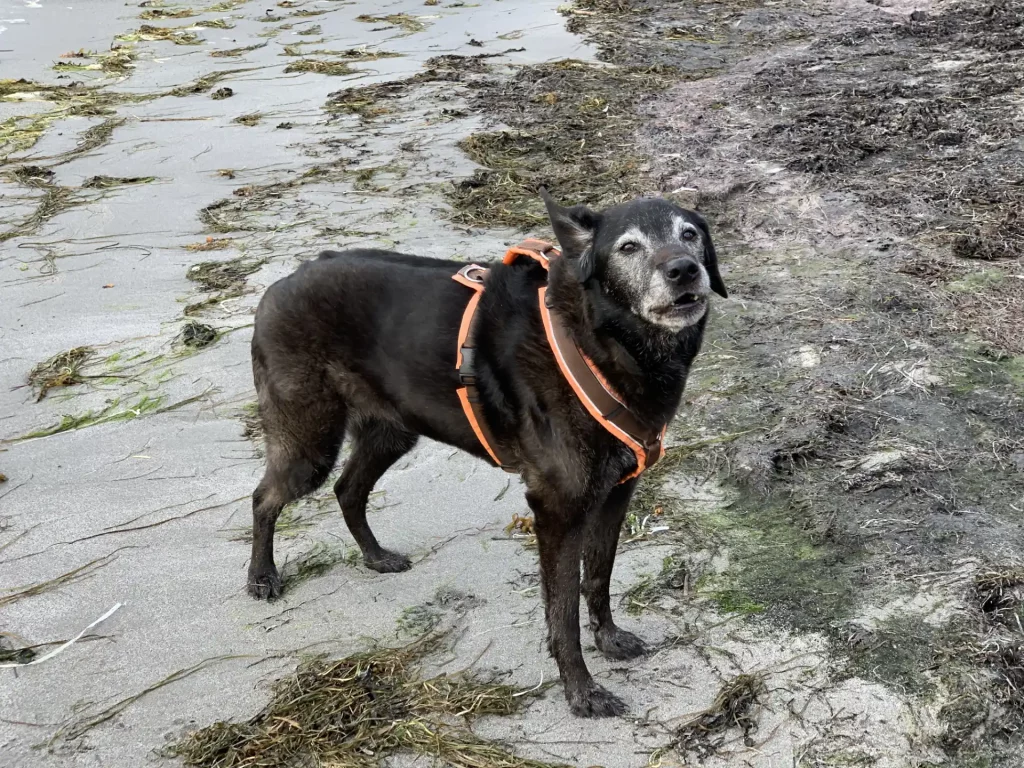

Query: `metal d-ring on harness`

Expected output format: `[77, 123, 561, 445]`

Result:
[452, 240, 667, 484]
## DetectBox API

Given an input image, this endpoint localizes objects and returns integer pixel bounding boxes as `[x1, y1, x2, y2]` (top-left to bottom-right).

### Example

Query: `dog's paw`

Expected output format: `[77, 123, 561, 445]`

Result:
[595, 625, 648, 660]
[365, 549, 412, 573]
[566, 682, 627, 718]
[247, 565, 282, 600]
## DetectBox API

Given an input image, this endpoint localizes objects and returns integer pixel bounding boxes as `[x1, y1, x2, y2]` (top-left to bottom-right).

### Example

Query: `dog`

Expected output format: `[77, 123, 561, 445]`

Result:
[246, 189, 727, 717]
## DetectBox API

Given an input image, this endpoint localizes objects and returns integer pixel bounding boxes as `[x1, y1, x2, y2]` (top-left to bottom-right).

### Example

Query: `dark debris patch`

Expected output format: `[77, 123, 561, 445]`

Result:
[354, 13, 427, 35]
[0, 643, 36, 665]
[187, 258, 262, 293]
[197, 166, 334, 234]
[168, 69, 251, 98]
[28, 346, 94, 401]
[324, 53, 492, 121]
[930, 568, 1024, 759]
[0, 183, 82, 243]
[747, 0, 1024, 261]
[326, 80, 409, 120]
[231, 112, 261, 126]
[839, 616, 941, 696]
[139, 8, 196, 20]
[122, 24, 201, 46]
[672, 673, 766, 760]
[973, 567, 1024, 722]
[7, 165, 55, 187]
[284, 59, 355, 76]
[169, 635, 564, 768]
[448, 60, 675, 229]
[558, 0, 806, 67]
[283, 541, 355, 589]
[178, 321, 218, 349]
[185, 257, 265, 315]
[184, 237, 234, 252]
[210, 42, 267, 58]
[82, 175, 155, 188]
[975, 568, 1024, 630]
[943, 266, 1024, 355]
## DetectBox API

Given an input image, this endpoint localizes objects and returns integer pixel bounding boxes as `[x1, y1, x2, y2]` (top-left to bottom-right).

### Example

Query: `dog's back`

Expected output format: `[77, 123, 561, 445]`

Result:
[249, 249, 504, 602]
[253, 248, 469, 381]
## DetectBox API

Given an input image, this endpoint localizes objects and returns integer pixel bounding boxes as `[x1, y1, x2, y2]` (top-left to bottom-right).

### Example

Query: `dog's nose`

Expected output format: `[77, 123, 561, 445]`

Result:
[661, 257, 701, 286]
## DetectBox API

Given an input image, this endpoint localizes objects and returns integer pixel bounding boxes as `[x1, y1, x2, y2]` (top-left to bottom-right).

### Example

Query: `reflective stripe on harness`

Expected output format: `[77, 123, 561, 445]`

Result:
[452, 242, 667, 483]
[453, 263, 514, 472]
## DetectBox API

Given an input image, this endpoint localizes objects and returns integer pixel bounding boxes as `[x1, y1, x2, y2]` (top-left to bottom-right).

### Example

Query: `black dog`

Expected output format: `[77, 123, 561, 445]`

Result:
[247, 190, 726, 716]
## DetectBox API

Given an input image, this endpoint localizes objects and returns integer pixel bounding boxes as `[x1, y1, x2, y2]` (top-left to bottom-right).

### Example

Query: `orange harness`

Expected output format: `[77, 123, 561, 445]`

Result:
[452, 240, 667, 484]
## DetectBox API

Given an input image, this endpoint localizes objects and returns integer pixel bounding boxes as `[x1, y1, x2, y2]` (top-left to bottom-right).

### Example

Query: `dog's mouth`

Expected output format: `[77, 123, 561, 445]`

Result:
[673, 292, 705, 309]
[655, 292, 707, 316]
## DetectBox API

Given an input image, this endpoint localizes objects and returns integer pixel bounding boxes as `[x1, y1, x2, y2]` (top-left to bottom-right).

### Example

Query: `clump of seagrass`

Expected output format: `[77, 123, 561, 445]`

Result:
[354, 13, 426, 35]
[284, 59, 355, 76]
[975, 568, 1024, 631]
[28, 347, 93, 401]
[184, 257, 264, 315]
[447, 59, 673, 229]
[674, 673, 766, 759]
[179, 321, 217, 349]
[171, 634, 563, 768]
[970, 567, 1024, 716]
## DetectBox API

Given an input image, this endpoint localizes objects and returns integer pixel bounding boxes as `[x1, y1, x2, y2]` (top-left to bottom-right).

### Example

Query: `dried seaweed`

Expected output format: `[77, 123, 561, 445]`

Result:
[674, 673, 766, 759]
[0, 552, 117, 609]
[448, 60, 673, 228]
[171, 635, 563, 768]
[27, 347, 94, 401]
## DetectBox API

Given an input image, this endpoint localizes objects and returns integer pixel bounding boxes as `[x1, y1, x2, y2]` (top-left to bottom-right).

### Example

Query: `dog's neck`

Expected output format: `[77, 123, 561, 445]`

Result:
[545, 260, 704, 427]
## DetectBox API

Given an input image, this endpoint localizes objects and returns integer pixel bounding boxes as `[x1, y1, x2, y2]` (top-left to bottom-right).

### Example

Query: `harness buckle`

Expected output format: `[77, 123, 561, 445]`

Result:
[458, 346, 477, 385]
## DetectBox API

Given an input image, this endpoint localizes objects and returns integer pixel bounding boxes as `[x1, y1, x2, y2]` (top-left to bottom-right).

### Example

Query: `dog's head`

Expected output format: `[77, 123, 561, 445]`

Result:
[541, 190, 727, 331]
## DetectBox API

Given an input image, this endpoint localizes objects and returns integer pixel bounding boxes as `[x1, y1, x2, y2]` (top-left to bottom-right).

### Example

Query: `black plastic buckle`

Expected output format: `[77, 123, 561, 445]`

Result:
[459, 346, 477, 385]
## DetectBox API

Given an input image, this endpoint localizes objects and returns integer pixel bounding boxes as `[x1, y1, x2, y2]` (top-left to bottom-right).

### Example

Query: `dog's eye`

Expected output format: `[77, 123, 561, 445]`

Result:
[681, 230, 697, 241]
[619, 242, 638, 253]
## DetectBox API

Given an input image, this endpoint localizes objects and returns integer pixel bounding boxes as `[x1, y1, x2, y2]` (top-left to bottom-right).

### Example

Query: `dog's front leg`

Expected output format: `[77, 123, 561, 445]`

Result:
[583, 479, 648, 660]
[528, 490, 626, 717]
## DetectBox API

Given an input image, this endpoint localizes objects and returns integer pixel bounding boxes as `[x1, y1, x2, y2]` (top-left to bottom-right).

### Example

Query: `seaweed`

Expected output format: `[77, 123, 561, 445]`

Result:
[27, 347, 94, 401]
[179, 321, 218, 349]
[209, 42, 266, 58]
[168, 69, 251, 97]
[354, 13, 428, 35]
[673, 673, 766, 759]
[284, 59, 356, 76]
[231, 112, 261, 126]
[139, 8, 196, 20]
[170, 635, 564, 768]
[447, 60, 673, 228]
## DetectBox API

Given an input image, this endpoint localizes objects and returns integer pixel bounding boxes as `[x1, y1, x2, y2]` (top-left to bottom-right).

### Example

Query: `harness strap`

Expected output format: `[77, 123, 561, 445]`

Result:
[452, 242, 667, 484]
[502, 239, 558, 268]
[453, 264, 515, 472]
[537, 286, 666, 482]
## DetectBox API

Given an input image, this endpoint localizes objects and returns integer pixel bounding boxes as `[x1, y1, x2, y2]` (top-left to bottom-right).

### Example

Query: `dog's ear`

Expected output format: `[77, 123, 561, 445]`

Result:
[540, 188, 599, 282]
[694, 213, 727, 298]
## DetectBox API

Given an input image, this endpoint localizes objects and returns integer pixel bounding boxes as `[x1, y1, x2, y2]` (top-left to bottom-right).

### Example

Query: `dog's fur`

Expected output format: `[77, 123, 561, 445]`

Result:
[247, 191, 726, 717]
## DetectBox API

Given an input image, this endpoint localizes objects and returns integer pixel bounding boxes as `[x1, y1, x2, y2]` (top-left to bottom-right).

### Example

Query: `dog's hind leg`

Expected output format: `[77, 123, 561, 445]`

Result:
[248, 404, 347, 600]
[334, 418, 417, 573]
[583, 479, 647, 660]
